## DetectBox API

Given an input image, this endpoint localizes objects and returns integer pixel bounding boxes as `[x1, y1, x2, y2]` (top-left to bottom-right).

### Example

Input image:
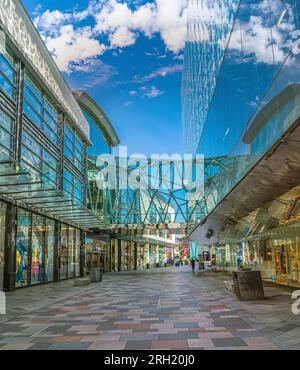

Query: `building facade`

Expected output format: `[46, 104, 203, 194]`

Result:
[73, 90, 120, 275]
[0, 0, 108, 291]
[184, 0, 300, 287]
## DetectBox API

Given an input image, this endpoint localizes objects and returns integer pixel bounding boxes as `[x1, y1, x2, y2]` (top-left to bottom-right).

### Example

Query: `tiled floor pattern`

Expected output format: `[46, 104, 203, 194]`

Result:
[0, 267, 298, 350]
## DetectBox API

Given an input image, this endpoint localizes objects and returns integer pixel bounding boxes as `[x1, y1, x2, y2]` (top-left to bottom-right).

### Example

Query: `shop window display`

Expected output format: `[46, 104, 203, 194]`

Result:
[0, 202, 6, 290]
[122, 241, 132, 271]
[31, 215, 44, 285]
[16, 210, 31, 288]
[60, 225, 68, 280]
[111, 239, 118, 272]
[143, 245, 150, 269]
[45, 220, 55, 282]
[68, 227, 76, 279]
[75, 229, 81, 277]
[272, 239, 300, 286]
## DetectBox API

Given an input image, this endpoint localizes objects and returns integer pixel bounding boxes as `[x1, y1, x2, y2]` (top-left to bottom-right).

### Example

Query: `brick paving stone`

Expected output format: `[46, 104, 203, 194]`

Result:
[212, 338, 248, 348]
[188, 339, 214, 348]
[151, 340, 188, 350]
[124, 341, 151, 350]
[0, 267, 297, 350]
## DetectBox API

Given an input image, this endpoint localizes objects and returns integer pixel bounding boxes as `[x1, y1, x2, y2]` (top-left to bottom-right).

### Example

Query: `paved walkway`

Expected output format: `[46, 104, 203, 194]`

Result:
[0, 267, 299, 350]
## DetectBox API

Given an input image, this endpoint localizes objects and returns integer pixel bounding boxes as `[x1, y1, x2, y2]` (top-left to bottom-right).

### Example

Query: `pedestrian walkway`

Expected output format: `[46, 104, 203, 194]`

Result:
[0, 267, 299, 350]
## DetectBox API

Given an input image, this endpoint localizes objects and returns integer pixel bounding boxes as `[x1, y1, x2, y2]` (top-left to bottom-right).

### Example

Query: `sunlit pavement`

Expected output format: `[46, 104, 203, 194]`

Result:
[0, 266, 299, 350]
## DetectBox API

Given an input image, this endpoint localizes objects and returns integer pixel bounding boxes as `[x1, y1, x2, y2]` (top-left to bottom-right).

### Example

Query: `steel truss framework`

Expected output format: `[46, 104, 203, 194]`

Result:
[87, 155, 245, 232]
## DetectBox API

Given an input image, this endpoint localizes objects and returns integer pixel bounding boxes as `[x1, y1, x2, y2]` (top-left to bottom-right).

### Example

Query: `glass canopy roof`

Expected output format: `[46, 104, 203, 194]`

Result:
[0, 150, 103, 230]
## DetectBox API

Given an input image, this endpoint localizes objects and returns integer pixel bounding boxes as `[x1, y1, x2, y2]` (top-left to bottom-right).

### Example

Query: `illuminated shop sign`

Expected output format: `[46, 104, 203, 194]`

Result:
[0, 0, 90, 140]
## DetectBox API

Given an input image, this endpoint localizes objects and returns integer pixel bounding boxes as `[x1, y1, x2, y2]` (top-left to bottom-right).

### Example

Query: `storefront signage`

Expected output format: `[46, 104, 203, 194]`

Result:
[0, 0, 90, 140]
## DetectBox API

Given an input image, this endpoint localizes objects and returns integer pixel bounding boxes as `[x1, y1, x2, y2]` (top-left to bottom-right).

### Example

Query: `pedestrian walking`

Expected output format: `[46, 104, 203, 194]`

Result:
[191, 259, 196, 273]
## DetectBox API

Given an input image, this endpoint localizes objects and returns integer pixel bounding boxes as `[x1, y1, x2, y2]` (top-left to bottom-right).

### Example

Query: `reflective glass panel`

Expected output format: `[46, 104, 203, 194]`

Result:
[45, 219, 55, 282]
[31, 215, 44, 285]
[0, 51, 15, 99]
[0, 202, 6, 290]
[0, 109, 13, 159]
[23, 76, 59, 146]
[68, 227, 76, 279]
[75, 229, 81, 277]
[16, 209, 30, 288]
[60, 225, 68, 280]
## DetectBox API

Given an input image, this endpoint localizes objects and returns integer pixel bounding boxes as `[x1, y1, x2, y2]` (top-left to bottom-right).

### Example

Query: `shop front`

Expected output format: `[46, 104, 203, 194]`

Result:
[0, 202, 7, 290]
[111, 239, 118, 272]
[149, 245, 159, 268]
[85, 235, 111, 273]
[121, 240, 135, 271]
[16, 209, 57, 288]
[271, 237, 300, 286]
[15, 209, 83, 288]
[158, 246, 166, 267]
[166, 247, 174, 265]
[242, 240, 272, 278]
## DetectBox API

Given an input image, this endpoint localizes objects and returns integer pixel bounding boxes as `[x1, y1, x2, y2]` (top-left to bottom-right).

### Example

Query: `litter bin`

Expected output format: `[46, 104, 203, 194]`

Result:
[232, 270, 264, 301]
[90, 268, 103, 283]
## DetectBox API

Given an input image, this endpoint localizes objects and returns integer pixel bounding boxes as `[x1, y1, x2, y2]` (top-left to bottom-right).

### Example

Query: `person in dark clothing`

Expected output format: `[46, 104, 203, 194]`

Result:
[191, 259, 196, 273]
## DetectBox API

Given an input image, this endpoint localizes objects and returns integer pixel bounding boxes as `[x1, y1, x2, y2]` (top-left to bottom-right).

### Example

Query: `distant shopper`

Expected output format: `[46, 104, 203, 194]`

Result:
[191, 259, 196, 273]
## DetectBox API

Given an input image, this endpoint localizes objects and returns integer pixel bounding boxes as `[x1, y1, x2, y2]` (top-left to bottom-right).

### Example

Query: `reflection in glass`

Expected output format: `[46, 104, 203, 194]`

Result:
[16, 209, 30, 288]
[0, 109, 14, 159]
[183, 0, 300, 223]
[0, 202, 6, 290]
[60, 225, 68, 280]
[45, 219, 55, 282]
[31, 215, 44, 285]
[75, 229, 81, 277]
[68, 227, 76, 278]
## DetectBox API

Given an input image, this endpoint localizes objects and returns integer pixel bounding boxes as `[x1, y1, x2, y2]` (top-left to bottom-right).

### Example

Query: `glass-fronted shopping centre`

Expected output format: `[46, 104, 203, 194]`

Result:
[0, 0, 100, 290]
[184, 0, 300, 287]
[0, 0, 181, 291]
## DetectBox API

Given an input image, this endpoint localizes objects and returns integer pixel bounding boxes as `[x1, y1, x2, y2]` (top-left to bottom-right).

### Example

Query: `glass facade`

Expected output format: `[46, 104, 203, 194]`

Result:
[121, 241, 135, 271]
[60, 225, 68, 280]
[0, 48, 15, 99]
[83, 109, 111, 158]
[16, 209, 30, 288]
[60, 225, 81, 280]
[0, 202, 6, 290]
[64, 123, 85, 172]
[23, 76, 59, 146]
[0, 1, 110, 291]
[22, 129, 58, 189]
[0, 48, 15, 159]
[31, 214, 44, 285]
[182, 0, 240, 154]
[183, 0, 300, 223]
[45, 219, 55, 282]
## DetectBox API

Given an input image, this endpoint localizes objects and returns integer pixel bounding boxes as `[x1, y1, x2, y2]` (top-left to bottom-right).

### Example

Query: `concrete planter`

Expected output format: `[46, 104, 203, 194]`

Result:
[90, 268, 103, 283]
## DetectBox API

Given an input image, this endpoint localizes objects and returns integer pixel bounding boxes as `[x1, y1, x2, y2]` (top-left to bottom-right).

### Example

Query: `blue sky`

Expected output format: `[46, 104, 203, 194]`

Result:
[22, 0, 187, 156]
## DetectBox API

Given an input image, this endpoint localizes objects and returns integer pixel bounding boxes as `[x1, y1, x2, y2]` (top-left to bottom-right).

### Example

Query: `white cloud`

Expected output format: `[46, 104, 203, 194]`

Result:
[34, 0, 188, 73]
[145, 64, 183, 80]
[129, 85, 165, 99]
[109, 26, 137, 48]
[145, 85, 165, 98]
[229, 1, 296, 65]
[45, 25, 106, 73]
[94, 0, 187, 52]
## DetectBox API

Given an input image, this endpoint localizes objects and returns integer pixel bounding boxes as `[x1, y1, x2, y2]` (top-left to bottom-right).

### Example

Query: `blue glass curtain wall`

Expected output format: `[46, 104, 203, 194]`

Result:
[191, 0, 300, 219]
